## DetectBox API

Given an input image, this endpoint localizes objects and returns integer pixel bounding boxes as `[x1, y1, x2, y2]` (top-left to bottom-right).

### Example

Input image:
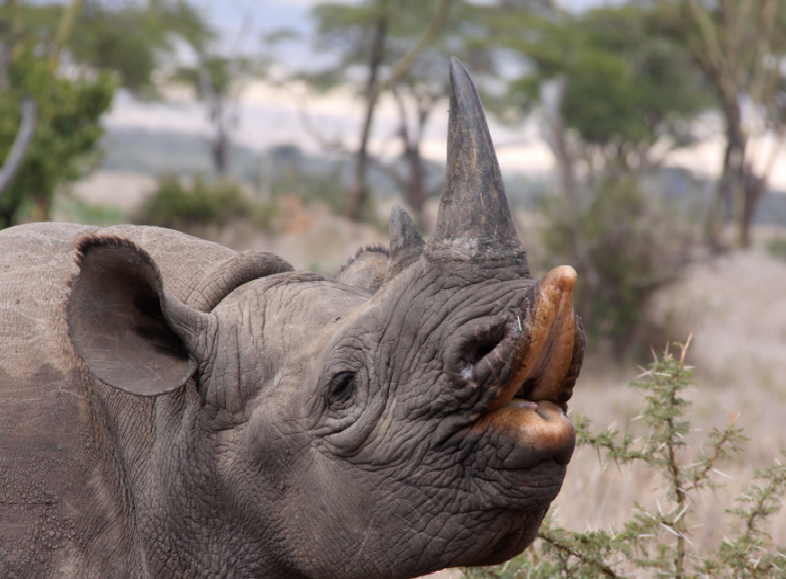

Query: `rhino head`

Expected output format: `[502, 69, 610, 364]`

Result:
[67, 58, 583, 579]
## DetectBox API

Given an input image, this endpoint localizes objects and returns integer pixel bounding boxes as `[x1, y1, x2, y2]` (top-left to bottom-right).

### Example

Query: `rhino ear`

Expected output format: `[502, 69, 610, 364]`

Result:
[335, 246, 390, 294]
[67, 235, 214, 397]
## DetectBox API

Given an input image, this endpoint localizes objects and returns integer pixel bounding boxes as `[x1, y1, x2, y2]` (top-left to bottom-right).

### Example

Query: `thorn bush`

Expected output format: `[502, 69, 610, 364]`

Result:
[464, 337, 786, 579]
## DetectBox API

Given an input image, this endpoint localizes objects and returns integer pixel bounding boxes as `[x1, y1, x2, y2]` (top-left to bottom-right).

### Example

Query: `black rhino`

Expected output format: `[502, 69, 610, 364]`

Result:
[0, 58, 583, 579]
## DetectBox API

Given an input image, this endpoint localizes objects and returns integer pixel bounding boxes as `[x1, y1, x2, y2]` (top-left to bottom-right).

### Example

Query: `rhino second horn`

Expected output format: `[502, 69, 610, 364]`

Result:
[425, 57, 528, 275]
[388, 204, 425, 277]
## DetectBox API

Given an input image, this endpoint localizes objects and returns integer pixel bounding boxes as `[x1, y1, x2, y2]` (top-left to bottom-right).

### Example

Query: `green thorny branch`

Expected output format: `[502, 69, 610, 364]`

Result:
[464, 336, 786, 579]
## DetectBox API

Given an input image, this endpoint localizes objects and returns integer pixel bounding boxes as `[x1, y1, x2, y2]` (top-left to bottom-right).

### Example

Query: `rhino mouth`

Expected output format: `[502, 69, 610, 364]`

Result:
[467, 266, 582, 469]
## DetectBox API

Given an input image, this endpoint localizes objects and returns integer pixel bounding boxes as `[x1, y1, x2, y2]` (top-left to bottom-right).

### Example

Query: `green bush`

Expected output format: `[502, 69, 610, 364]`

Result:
[0, 54, 115, 228]
[766, 237, 786, 262]
[464, 337, 786, 579]
[269, 165, 350, 217]
[137, 173, 270, 230]
[53, 193, 125, 227]
[540, 174, 695, 358]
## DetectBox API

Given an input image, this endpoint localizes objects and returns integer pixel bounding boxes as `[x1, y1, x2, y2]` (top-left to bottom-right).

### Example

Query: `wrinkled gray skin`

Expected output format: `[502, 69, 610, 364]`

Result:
[0, 59, 583, 579]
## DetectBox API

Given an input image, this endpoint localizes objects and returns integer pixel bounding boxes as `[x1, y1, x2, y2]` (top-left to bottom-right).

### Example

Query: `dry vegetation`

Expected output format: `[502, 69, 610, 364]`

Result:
[557, 247, 786, 549]
[445, 247, 786, 578]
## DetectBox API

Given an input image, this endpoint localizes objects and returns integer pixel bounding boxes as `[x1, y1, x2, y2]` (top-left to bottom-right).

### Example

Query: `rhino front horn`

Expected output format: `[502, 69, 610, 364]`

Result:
[425, 57, 529, 275]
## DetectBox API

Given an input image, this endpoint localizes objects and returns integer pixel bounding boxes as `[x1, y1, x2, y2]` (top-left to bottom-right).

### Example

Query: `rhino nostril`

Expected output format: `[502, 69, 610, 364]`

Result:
[461, 321, 507, 367]
[469, 340, 499, 365]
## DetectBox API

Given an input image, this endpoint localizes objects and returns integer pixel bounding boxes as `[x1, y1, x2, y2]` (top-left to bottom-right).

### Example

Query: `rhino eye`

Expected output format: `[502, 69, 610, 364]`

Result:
[327, 371, 356, 408]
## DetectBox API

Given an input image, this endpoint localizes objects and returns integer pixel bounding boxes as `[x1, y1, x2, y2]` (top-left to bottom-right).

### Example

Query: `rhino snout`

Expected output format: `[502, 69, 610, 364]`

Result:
[458, 266, 583, 411]
[456, 266, 584, 470]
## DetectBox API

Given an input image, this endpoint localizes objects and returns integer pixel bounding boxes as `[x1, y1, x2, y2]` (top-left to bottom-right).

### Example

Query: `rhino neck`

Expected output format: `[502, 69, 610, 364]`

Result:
[127, 391, 293, 579]
[63, 378, 158, 577]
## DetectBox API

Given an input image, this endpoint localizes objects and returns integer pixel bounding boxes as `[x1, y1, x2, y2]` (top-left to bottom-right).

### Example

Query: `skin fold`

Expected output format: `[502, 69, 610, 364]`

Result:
[0, 58, 584, 579]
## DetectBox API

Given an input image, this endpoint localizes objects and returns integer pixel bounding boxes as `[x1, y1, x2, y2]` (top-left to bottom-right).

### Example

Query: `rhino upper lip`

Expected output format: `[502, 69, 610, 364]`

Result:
[469, 267, 580, 418]
[467, 327, 550, 413]
[494, 330, 573, 415]
[499, 356, 570, 415]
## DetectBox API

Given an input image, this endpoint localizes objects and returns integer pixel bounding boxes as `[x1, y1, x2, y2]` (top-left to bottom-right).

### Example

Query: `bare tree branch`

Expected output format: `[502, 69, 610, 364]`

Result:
[296, 95, 351, 153]
[51, 0, 83, 73]
[0, 97, 38, 200]
[346, 0, 457, 219]
[366, 154, 407, 191]
[345, 7, 389, 220]
[376, 0, 457, 96]
[391, 86, 411, 147]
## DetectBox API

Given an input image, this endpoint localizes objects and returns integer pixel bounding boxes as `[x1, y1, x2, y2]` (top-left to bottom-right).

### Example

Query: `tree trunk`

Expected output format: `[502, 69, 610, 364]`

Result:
[540, 78, 578, 202]
[741, 167, 767, 248]
[345, 9, 388, 221]
[0, 97, 37, 204]
[30, 193, 51, 224]
[709, 98, 747, 249]
[212, 127, 229, 177]
[0, 208, 12, 229]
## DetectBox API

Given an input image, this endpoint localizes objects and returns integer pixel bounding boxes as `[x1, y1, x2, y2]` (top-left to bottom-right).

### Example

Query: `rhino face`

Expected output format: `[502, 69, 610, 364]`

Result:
[67, 58, 583, 579]
[242, 263, 580, 578]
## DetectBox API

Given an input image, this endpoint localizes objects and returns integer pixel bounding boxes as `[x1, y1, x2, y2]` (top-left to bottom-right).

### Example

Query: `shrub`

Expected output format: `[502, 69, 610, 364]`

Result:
[766, 237, 786, 262]
[272, 169, 349, 217]
[137, 173, 253, 230]
[464, 337, 786, 579]
[540, 174, 695, 358]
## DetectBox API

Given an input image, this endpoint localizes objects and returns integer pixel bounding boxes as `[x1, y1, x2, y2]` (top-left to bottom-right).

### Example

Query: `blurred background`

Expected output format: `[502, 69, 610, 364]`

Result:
[1, 0, 785, 573]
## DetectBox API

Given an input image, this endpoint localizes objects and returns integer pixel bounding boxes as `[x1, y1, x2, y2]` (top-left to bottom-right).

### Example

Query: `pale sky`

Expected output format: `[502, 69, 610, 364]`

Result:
[186, 0, 624, 67]
[107, 78, 786, 190]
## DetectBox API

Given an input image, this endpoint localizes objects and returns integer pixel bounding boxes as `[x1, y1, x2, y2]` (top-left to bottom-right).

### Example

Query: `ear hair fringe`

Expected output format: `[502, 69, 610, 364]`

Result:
[71, 233, 162, 288]
[337, 244, 390, 275]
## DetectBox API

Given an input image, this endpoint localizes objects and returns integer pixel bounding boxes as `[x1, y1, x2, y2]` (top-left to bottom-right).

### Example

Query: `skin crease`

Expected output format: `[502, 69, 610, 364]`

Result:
[0, 60, 584, 579]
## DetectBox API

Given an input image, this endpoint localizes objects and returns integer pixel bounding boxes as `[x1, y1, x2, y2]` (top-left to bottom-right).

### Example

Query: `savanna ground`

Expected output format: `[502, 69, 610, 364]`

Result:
[57, 173, 786, 577]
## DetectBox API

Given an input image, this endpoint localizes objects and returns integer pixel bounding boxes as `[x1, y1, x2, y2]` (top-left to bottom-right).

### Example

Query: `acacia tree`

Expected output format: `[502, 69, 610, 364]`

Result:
[173, 55, 244, 177]
[358, 0, 520, 228]
[492, 4, 709, 354]
[0, 0, 213, 228]
[14, 0, 210, 94]
[290, 0, 567, 225]
[496, 4, 709, 194]
[288, 0, 460, 223]
[657, 0, 786, 248]
[0, 0, 114, 227]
